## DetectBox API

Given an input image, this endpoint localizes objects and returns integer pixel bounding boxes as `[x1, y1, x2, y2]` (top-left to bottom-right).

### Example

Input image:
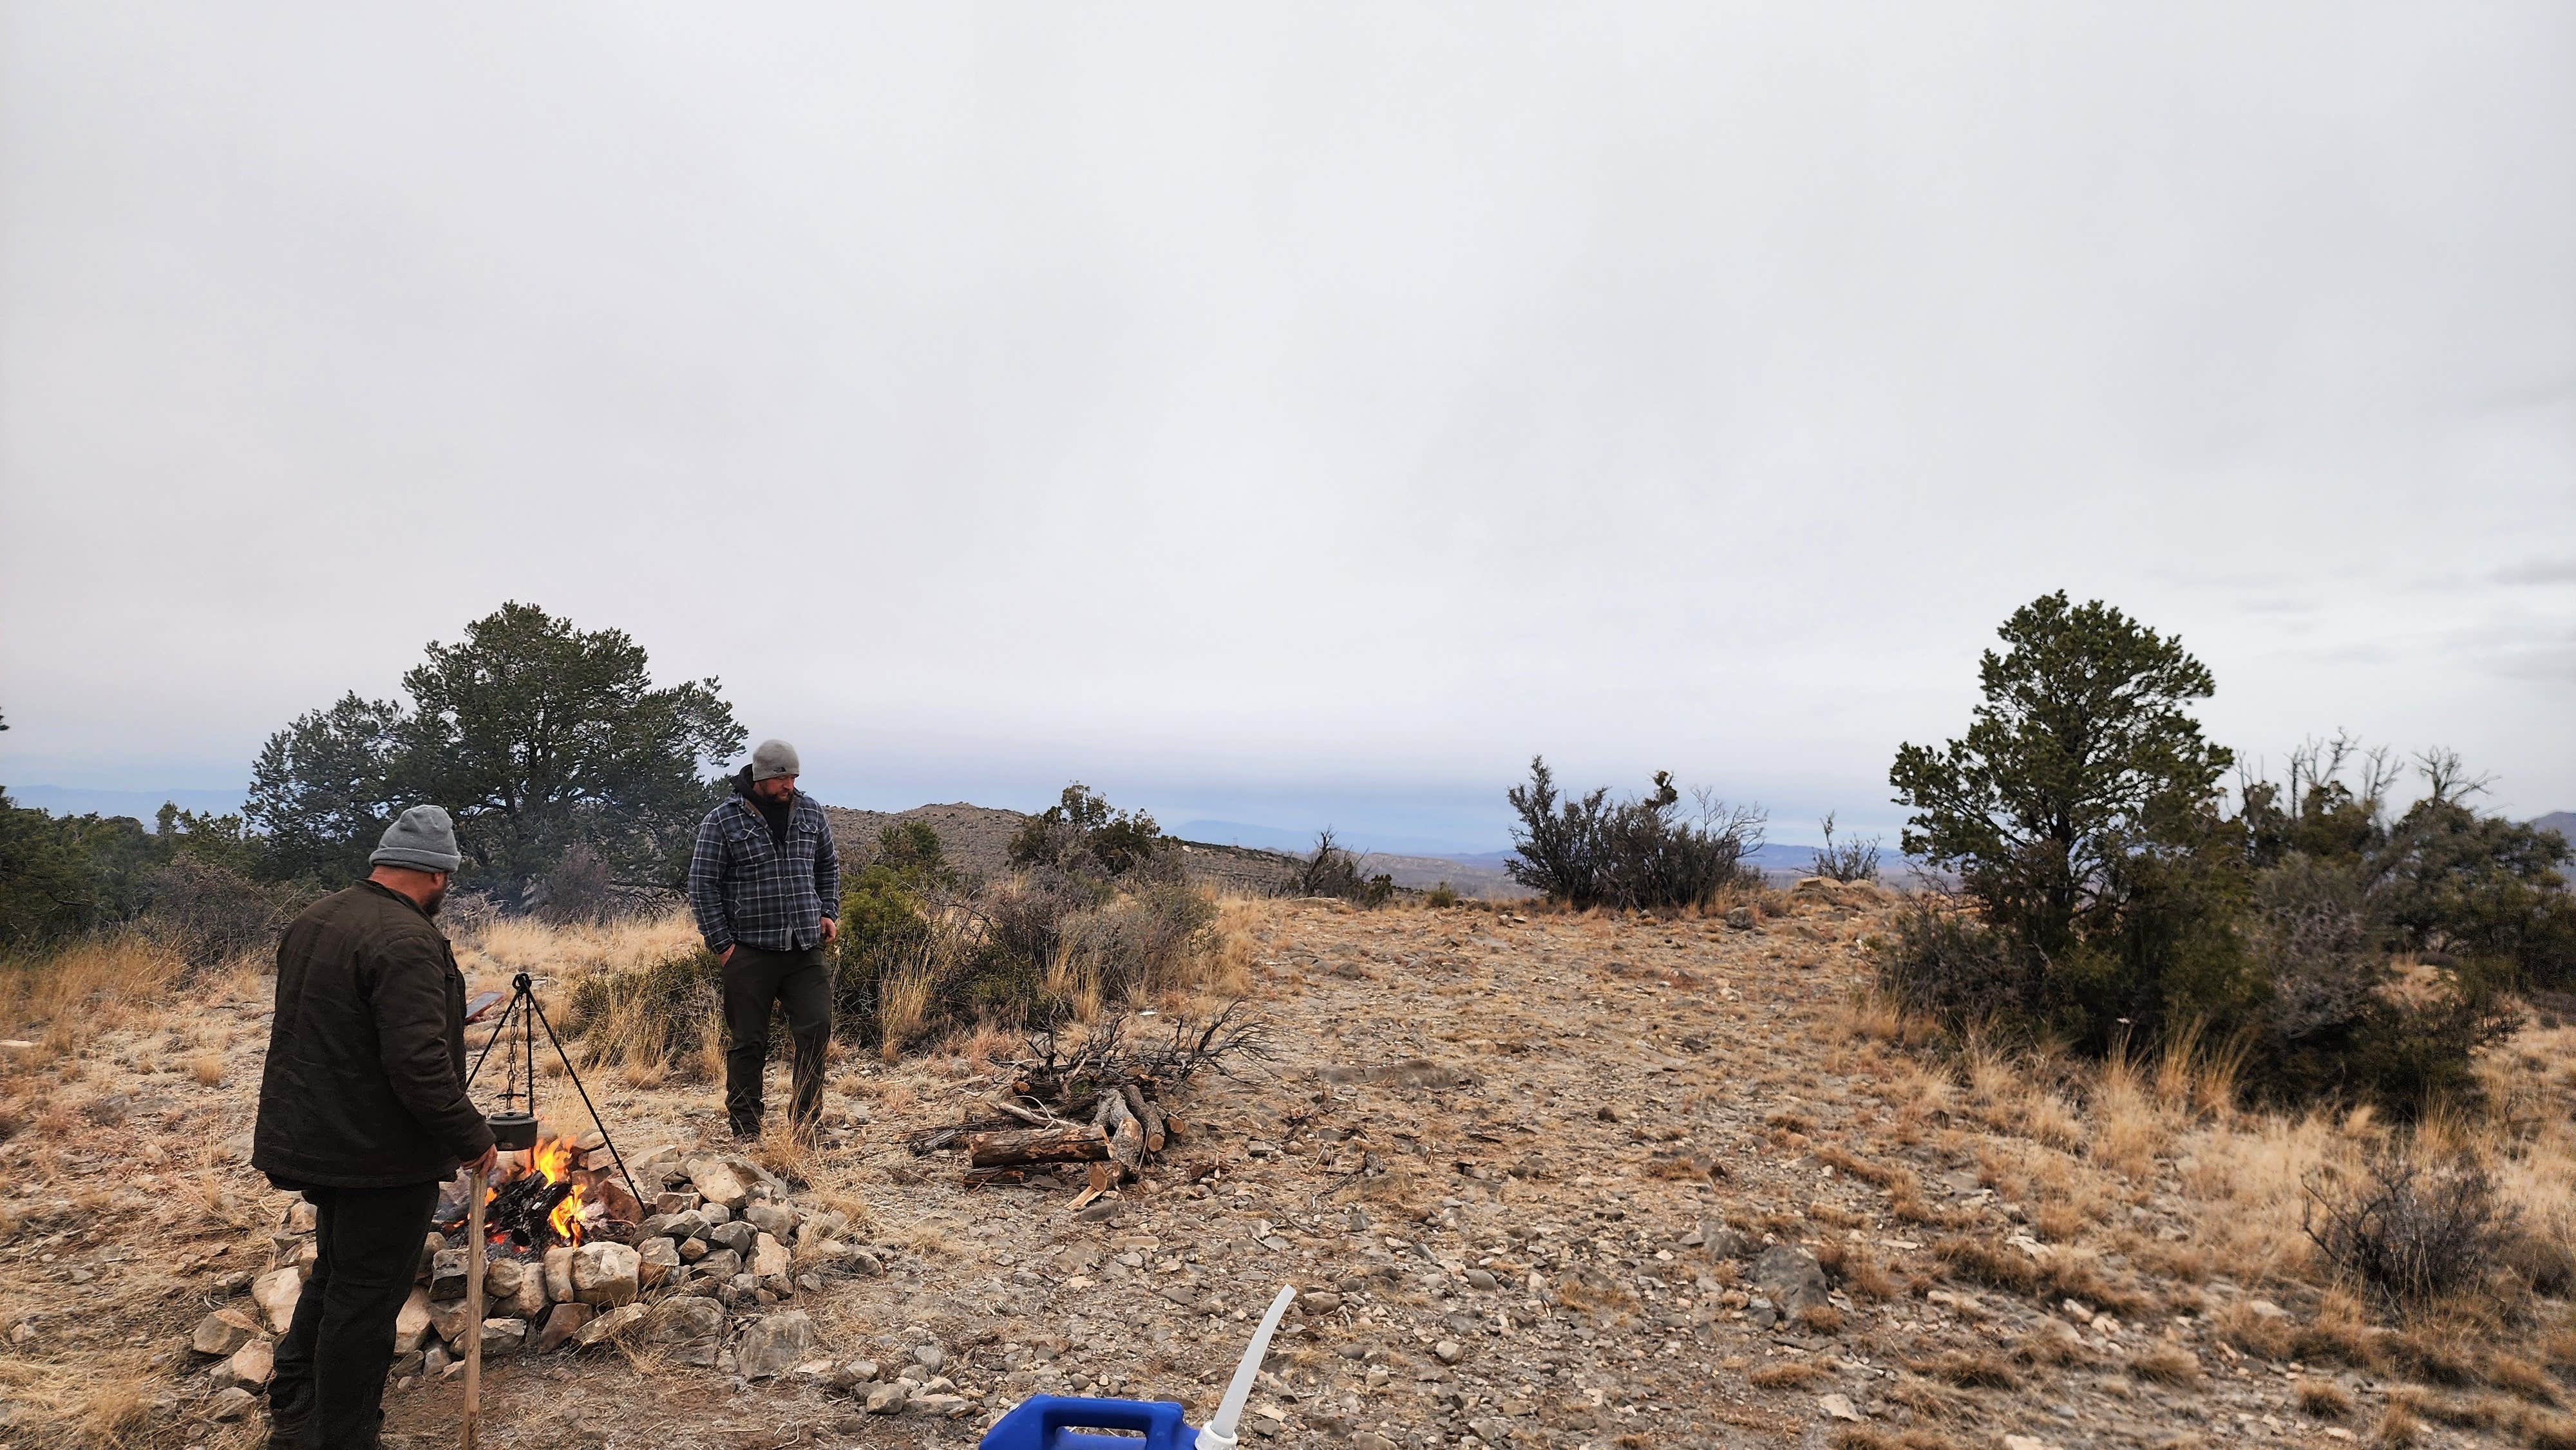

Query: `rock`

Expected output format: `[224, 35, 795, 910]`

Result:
[678, 1238, 711, 1263]
[795, 1210, 849, 1249]
[913, 1342, 945, 1372]
[737, 1311, 818, 1379]
[570, 1242, 641, 1306]
[637, 1236, 681, 1288]
[544, 1245, 578, 1303]
[700, 1202, 733, 1227]
[684, 1155, 753, 1210]
[1725, 906, 1756, 930]
[2002, 1438, 2061, 1450]
[835, 1359, 883, 1388]
[418, 1232, 446, 1279]
[1302, 1291, 1343, 1314]
[429, 1247, 470, 1301]
[2247, 1299, 2289, 1320]
[487, 1259, 546, 1317]
[207, 1386, 258, 1422]
[849, 1248, 885, 1276]
[866, 1382, 910, 1415]
[394, 1288, 433, 1354]
[1818, 1393, 1862, 1422]
[251, 1266, 306, 1334]
[284, 1199, 319, 1234]
[536, 1302, 594, 1353]
[1752, 1245, 1830, 1315]
[694, 1248, 744, 1283]
[643, 1295, 726, 1346]
[1074, 1200, 1122, 1224]
[1464, 1268, 1497, 1291]
[743, 1202, 799, 1239]
[1352, 1434, 1397, 1450]
[428, 1297, 480, 1348]
[191, 1307, 261, 1357]
[706, 1220, 757, 1255]
[1699, 1221, 1759, 1259]
[575, 1303, 649, 1347]
[1434, 1340, 1463, 1364]
[652, 1189, 702, 1216]
[476, 1317, 528, 1357]
[750, 1233, 792, 1281]
[222, 1337, 274, 1388]
[914, 1394, 970, 1418]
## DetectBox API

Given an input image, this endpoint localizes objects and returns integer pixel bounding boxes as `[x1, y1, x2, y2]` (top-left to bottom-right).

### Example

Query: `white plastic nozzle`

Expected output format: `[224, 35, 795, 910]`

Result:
[1197, 1284, 1297, 1450]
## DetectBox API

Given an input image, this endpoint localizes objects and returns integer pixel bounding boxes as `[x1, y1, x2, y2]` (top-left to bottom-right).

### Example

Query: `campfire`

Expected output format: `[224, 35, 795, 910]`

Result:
[436, 1134, 640, 1254]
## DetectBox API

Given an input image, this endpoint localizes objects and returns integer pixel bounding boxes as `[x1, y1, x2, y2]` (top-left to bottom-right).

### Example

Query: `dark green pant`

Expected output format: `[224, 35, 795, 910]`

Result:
[721, 944, 831, 1135]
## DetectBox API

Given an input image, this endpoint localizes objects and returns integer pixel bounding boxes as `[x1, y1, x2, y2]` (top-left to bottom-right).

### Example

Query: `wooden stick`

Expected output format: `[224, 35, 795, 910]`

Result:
[462, 1164, 486, 1450]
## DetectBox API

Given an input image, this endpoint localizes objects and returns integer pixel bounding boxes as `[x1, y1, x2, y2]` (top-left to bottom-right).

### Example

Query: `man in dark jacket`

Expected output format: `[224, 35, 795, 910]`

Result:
[687, 738, 840, 1138]
[254, 805, 497, 1450]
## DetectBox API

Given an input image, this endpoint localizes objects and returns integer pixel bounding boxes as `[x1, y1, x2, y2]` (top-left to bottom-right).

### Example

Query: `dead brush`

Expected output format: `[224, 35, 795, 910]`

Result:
[2012, 1321, 2091, 1368]
[2126, 1342, 2201, 1383]
[1905, 1348, 2018, 1389]
[2304, 1145, 2519, 1309]
[2296, 1379, 2355, 1418]
[1748, 1357, 1838, 1389]
[1815, 1240, 1903, 1301]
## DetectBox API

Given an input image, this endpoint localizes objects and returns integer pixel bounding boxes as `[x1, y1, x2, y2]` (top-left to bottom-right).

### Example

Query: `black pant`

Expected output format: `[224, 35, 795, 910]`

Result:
[270, 1179, 440, 1449]
[722, 943, 831, 1135]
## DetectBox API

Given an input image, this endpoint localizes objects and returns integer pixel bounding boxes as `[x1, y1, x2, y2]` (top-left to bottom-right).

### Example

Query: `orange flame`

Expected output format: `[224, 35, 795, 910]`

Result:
[533, 1137, 588, 1245]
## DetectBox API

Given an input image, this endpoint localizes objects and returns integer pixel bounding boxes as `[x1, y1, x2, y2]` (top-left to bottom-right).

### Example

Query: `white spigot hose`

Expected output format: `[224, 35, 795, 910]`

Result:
[1197, 1285, 1297, 1450]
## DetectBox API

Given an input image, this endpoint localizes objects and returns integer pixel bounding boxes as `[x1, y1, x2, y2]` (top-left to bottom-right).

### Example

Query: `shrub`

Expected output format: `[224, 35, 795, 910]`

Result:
[2304, 1148, 2520, 1308]
[1297, 831, 1392, 907]
[835, 822, 961, 1044]
[1875, 895, 2039, 1028]
[564, 945, 724, 1077]
[1009, 783, 1174, 881]
[1425, 881, 1459, 909]
[1504, 758, 1763, 911]
[137, 855, 312, 966]
[532, 843, 616, 927]
[1811, 813, 1882, 883]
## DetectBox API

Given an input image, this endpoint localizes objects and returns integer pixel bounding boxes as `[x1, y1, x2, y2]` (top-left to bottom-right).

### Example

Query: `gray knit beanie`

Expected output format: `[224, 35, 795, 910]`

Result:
[370, 805, 463, 873]
[750, 739, 802, 782]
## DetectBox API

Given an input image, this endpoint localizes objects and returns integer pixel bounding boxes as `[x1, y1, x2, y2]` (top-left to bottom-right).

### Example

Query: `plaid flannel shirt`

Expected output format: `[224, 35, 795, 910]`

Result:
[687, 792, 840, 954]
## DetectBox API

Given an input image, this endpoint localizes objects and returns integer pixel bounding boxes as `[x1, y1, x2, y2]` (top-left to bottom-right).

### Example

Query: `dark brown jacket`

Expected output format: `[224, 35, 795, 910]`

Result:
[252, 881, 495, 1188]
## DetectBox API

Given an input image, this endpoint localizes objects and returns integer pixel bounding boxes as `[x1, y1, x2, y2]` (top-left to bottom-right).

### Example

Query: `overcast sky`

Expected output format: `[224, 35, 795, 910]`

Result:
[4, 4, 2570, 854]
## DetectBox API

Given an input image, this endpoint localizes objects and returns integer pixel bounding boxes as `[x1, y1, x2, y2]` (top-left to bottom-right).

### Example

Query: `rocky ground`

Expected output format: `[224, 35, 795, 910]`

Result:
[5, 883, 2572, 1449]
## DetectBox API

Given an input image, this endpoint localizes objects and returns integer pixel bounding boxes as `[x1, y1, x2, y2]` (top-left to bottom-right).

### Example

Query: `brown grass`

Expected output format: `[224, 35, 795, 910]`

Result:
[1906, 1350, 2019, 1389]
[2296, 1379, 2354, 1418]
[1748, 1357, 1837, 1389]
[2126, 1342, 2200, 1384]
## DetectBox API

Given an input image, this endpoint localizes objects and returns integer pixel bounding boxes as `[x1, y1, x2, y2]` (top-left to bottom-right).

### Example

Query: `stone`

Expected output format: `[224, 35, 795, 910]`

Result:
[1698, 1221, 1759, 1259]
[476, 1317, 528, 1357]
[487, 1259, 546, 1317]
[849, 1248, 885, 1276]
[207, 1386, 258, 1422]
[706, 1220, 758, 1255]
[866, 1382, 910, 1415]
[192, 1307, 261, 1357]
[222, 1337, 274, 1388]
[743, 1202, 799, 1239]
[1352, 1434, 1397, 1450]
[393, 1288, 433, 1354]
[1464, 1268, 1497, 1290]
[418, 1232, 446, 1279]
[737, 1310, 818, 1379]
[2246, 1299, 2289, 1320]
[678, 1238, 711, 1263]
[428, 1297, 480, 1348]
[637, 1236, 681, 1288]
[684, 1155, 753, 1210]
[795, 1210, 849, 1249]
[913, 1342, 945, 1372]
[750, 1233, 792, 1282]
[835, 1359, 883, 1388]
[536, 1302, 594, 1353]
[694, 1248, 744, 1283]
[1302, 1291, 1343, 1314]
[424, 1342, 450, 1376]
[570, 1242, 641, 1306]
[284, 1200, 319, 1234]
[1752, 1245, 1830, 1315]
[251, 1266, 306, 1334]
[700, 1202, 733, 1227]
[429, 1247, 470, 1300]
[1818, 1393, 1862, 1422]
[544, 1245, 578, 1303]
[915, 1394, 971, 1418]
[1725, 906, 1756, 930]
[1434, 1341, 1463, 1364]
[575, 1303, 649, 1346]
[652, 1189, 703, 1216]
[643, 1295, 726, 1346]
[2002, 1438, 2061, 1450]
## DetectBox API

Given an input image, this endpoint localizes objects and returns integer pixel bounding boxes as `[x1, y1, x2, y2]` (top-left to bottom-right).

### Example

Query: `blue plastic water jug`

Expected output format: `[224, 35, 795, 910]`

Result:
[980, 1395, 1191, 1450]
[979, 1285, 1298, 1450]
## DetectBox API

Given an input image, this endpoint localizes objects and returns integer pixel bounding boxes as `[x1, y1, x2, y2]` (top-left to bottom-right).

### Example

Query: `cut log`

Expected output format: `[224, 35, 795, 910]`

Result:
[1124, 1087, 1167, 1156]
[965, 1125, 1111, 1169]
[1097, 1091, 1146, 1179]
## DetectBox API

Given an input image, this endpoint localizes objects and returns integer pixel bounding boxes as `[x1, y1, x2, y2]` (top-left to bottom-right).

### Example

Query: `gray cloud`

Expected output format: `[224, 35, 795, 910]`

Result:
[3, 3, 2572, 845]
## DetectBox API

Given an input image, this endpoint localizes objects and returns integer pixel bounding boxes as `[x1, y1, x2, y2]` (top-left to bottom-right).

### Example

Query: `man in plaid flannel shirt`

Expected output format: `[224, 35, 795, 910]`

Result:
[688, 738, 840, 1138]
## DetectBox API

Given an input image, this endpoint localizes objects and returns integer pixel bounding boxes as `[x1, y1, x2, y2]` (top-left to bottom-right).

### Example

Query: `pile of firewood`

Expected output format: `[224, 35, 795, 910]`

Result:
[906, 1003, 1269, 1208]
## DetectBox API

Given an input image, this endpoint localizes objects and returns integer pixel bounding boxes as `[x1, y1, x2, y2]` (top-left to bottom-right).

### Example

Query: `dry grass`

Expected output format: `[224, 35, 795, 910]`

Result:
[2296, 1378, 2354, 1418]
[0, 933, 190, 1053]
[2126, 1342, 2200, 1384]
[1748, 1357, 1837, 1389]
